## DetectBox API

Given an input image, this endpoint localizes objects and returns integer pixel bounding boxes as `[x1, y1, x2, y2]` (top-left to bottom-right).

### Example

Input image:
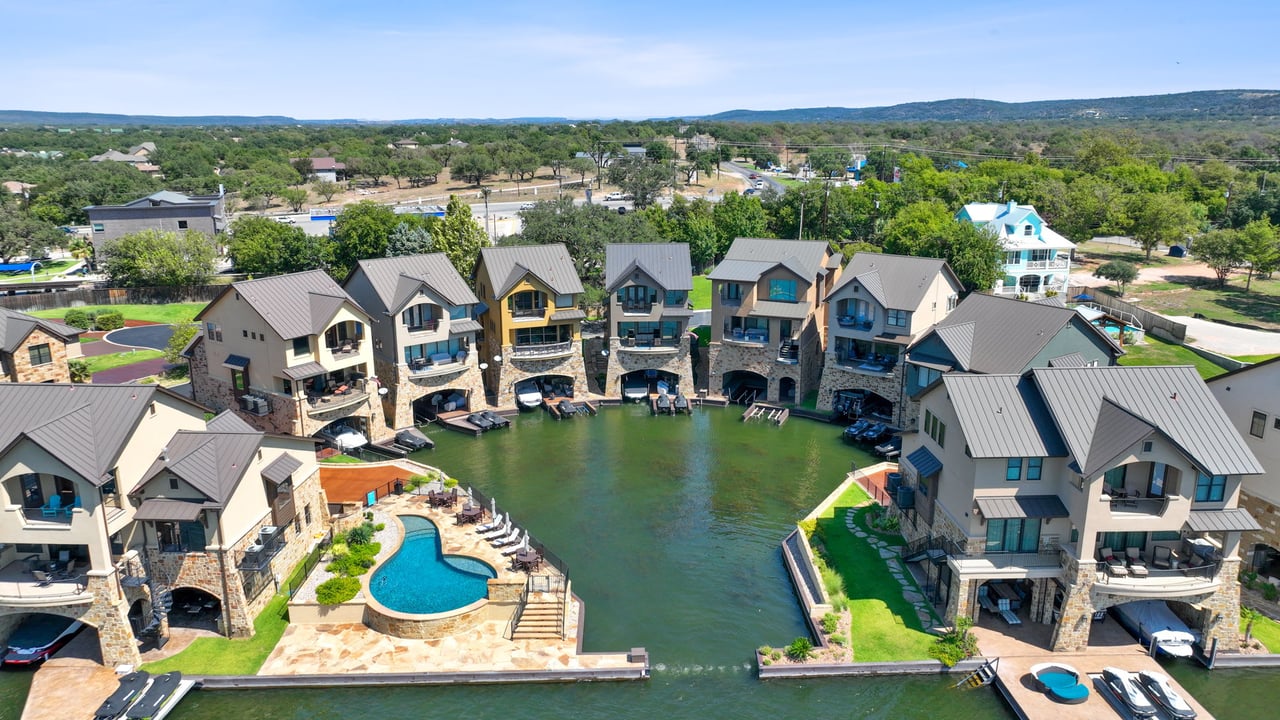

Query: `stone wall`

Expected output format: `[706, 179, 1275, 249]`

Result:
[816, 361, 906, 425]
[247, 471, 330, 620]
[376, 355, 487, 427]
[708, 342, 814, 403]
[1239, 489, 1280, 569]
[1198, 557, 1242, 652]
[149, 549, 253, 638]
[6, 328, 73, 383]
[602, 336, 695, 398]
[494, 347, 588, 408]
[1049, 554, 1096, 652]
[364, 597, 494, 639]
[0, 574, 141, 668]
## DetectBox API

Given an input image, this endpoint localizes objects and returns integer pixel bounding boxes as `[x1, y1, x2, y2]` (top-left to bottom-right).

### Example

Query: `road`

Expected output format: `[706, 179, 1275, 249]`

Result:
[723, 161, 785, 195]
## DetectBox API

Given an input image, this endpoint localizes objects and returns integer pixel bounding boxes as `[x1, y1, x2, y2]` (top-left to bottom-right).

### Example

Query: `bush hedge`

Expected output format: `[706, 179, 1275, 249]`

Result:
[315, 576, 360, 605]
[64, 308, 93, 329]
[94, 310, 125, 331]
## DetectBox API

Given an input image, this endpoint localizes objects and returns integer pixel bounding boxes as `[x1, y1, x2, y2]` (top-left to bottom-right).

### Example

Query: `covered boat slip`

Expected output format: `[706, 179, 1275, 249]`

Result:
[1111, 600, 1199, 658]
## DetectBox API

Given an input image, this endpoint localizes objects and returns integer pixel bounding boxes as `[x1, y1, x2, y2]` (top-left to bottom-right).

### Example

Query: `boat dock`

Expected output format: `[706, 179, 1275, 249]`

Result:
[543, 396, 597, 419]
[437, 409, 483, 436]
[971, 622, 1215, 720]
[649, 394, 692, 415]
[742, 402, 789, 425]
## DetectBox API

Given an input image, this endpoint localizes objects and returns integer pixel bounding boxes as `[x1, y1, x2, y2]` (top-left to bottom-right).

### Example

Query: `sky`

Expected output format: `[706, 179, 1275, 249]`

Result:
[6, 0, 1280, 120]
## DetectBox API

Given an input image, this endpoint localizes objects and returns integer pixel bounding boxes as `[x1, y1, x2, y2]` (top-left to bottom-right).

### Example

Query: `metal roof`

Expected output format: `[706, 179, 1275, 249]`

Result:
[549, 308, 586, 321]
[1031, 366, 1265, 477]
[975, 494, 1069, 519]
[282, 361, 329, 381]
[1079, 399, 1158, 477]
[136, 428, 263, 505]
[261, 453, 303, 486]
[222, 354, 250, 370]
[351, 254, 479, 313]
[905, 446, 942, 477]
[1048, 352, 1087, 368]
[718, 238, 832, 280]
[1186, 508, 1261, 533]
[0, 384, 167, 486]
[0, 309, 82, 353]
[479, 244, 584, 298]
[749, 301, 812, 320]
[132, 498, 205, 522]
[706, 259, 774, 282]
[448, 319, 483, 335]
[941, 373, 1068, 458]
[200, 270, 367, 341]
[604, 243, 693, 292]
[826, 253, 961, 309]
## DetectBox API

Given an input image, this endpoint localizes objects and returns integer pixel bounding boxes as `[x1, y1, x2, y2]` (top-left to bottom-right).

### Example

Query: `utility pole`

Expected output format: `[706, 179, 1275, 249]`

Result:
[798, 196, 806, 240]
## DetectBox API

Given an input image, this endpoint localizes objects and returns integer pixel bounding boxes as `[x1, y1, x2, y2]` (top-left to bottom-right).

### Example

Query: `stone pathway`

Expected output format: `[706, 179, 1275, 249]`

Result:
[843, 507, 940, 630]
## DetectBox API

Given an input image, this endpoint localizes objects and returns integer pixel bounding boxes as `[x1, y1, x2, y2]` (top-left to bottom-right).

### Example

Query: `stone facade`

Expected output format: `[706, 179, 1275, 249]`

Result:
[4, 328, 73, 383]
[1239, 489, 1280, 571]
[490, 348, 588, 409]
[603, 336, 695, 398]
[708, 335, 820, 403]
[0, 573, 142, 668]
[190, 340, 392, 442]
[816, 362, 914, 427]
[376, 355, 487, 427]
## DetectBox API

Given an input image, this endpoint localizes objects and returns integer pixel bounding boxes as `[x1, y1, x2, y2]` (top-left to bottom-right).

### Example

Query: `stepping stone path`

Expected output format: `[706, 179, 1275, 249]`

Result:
[843, 506, 940, 629]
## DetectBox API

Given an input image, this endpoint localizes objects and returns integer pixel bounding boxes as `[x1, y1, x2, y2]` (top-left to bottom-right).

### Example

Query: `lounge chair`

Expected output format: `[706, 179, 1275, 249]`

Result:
[977, 584, 999, 613]
[1151, 545, 1176, 570]
[476, 512, 507, 534]
[479, 517, 510, 539]
[491, 527, 521, 547]
[1126, 548, 1149, 577]
[1099, 547, 1128, 577]
[32, 570, 54, 587]
[500, 533, 528, 555]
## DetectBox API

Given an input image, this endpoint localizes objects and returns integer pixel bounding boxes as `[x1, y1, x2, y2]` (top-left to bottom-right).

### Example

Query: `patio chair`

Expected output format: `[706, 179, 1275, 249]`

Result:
[1151, 545, 1175, 570]
[491, 526, 521, 548]
[41, 496, 62, 518]
[1126, 548, 1149, 577]
[57, 560, 78, 579]
[65, 496, 82, 517]
[1099, 547, 1128, 577]
[32, 570, 54, 587]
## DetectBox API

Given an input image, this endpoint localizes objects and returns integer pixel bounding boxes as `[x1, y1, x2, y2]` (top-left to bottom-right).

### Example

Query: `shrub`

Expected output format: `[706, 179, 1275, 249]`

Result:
[821, 612, 839, 634]
[330, 541, 349, 558]
[784, 637, 813, 662]
[345, 522, 374, 546]
[757, 645, 773, 657]
[94, 310, 125, 331]
[315, 576, 360, 605]
[829, 633, 847, 646]
[68, 359, 91, 383]
[407, 474, 432, 490]
[373, 523, 386, 532]
[798, 519, 816, 538]
[1264, 584, 1279, 602]
[830, 594, 849, 613]
[63, 308, 92, 329]
[929, 617, 978, 667]
[443, 476, 458, 489]
[363, 511, 374, 521]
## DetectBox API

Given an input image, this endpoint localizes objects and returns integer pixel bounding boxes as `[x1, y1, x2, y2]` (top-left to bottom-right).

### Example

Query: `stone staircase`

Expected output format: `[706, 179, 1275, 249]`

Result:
[510, 594, 564, 640]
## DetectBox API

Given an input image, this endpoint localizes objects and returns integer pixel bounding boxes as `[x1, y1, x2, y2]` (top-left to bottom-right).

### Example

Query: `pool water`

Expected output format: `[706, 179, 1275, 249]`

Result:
[369, 515, 496, 614]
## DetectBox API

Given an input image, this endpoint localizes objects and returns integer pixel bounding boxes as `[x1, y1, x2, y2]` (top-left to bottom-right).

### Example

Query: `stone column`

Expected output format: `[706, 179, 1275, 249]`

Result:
[945, 576, 972, 624]
[1201, 557, 1242, 652]
[1050, 555, 1096, 652]
[84, 575, 143, 668]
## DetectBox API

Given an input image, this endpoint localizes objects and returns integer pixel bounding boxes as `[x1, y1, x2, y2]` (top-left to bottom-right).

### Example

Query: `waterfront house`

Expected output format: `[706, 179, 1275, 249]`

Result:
[85, 189, 226, 250]
[895, 365, 1263, 652]
[1208, 357, 1280, 584]
[0, 384, 325, 668]
[0, 309, 83, 383]
[343, 254, 484, 428]
[956, 201, 1075, 298]
[188, 270, 391, 443]
[603, 243, 695, 398]
[707, 238, 841, 404]
[474, 244, 586, 407]
[816, 252, 962, 426]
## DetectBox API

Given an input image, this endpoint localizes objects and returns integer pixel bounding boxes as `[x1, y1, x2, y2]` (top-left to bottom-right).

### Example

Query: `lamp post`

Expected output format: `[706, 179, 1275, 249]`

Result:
[480, 186, 492, 242]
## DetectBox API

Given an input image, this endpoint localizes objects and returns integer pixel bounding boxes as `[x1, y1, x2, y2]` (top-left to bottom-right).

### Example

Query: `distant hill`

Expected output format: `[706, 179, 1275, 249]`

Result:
[703, 90, 1280, 123]
[3, 90, 1278, 127]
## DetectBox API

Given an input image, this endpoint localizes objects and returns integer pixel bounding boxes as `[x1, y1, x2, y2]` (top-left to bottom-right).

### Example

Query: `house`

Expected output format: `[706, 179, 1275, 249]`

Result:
[85, 189, 226, 250]
[307, 158, 347, 183]
[895, 365, 1263, 653]
[88, 146, 161, 176]
[474, 244, 586, 407]
[817, 253, 963, 425]
[0, 309, 83, 383]
[957, 201, 1075, 298]
[187, 270, 391, 443]
[392, 138, 420, 150]
[0, 384, 326, 669]
[343, 254, 485, 428]
[1208, 357, 1280, 582]
[602, 243, 695, 398]
[707, 238, 842, 404]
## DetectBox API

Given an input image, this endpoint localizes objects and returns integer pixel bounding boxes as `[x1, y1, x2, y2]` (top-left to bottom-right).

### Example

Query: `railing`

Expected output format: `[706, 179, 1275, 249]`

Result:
[510, 340, 573, 358]
[724, 328, 768, 345]
[406, 319, 440, 333]
[20, 508, 73, 524]
[408, 357, 466, 376]
[239, 527, 287, 571]
[620, 335, 675, 349]
[1095, 559, 1221, 584]
[836, 316, 874, 330]
[1106, 495, 1169, 515]
[777, 341, 800, 363]
[909, 533, 1062, 569]
[282, 531, 332, 598]
[1023, 259, 1069, 270]
[511, 307, 546, 319]
[621, 302, 653, 314]
[326, 339, 362, 357]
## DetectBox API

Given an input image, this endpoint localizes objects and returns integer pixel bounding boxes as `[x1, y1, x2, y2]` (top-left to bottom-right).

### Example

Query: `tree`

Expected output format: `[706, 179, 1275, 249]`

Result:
[101, 229, 216, 287]
[240, 172, 285, 209]
[0, 203, 61, 262]
[227, 216, 331, 275]
[1242, 607, 1262, 645]
[1238, 218, 1280, 289]
[164, 322, 199, 365]
[941, 222, 1004, 294]
[606, 155, 678, 208]
[291, 157, 314, 184]
[1094, 260, 1138, 296]
[1127, 193, 1197, 260]
[312, 180, 341, 203]
[807, 147, 848, 180]
[385, 221, 435, 257]
[682, 146, 716, 185]
[331, 201, 400, 274]
[432, 196, 487, 278]
[451, 149, 497, 186]
[509, 196, 661, 290]
[880, 201, 953, 258]
[541, 139, 572, 182]
[499, 147, 540, 194]
[567, 157, 595, 187]
[280, 187, 309, 212]
[711, 191, 770, 263]
[644, 141, 675, 162]
[1193, 229, 1245, 287]
[579, 129, 622, 187]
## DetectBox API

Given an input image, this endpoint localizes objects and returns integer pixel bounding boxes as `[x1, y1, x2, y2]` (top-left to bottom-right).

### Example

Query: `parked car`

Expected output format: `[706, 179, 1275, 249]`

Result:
[755, 180, 764, 189]
[743, 188, 756, 195]
[749, 173, 758, 179]
[519, 201, 536, 210]
[274, 216, 296, 224]
[604, 191, 625, 201]
[315, 421, 368, 450]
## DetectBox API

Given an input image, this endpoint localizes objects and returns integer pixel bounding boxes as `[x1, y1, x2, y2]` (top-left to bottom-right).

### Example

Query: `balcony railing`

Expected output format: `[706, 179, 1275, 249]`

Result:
[832, 354, 898, 375]
[406, 319, 440, 333]
[326, 339, 362, 357]
[1023, 259, 1069, 270]
[510, 340, 574, 358]
[720, 295, 742, 307]
[724, 328, 768, 345]
[408, 356, 468, 377]
[621, 302, 653, 314]
[19, 508, 74, 524]
[306, 387, 369, 416]
[1105, 494, 1171, 517]
[511, 307, 546, 319]
[836, 316, 874, 330]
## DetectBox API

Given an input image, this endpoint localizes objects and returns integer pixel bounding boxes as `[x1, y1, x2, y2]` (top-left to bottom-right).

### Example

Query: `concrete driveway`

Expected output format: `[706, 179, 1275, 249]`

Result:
[1167, 316, 1280, 356]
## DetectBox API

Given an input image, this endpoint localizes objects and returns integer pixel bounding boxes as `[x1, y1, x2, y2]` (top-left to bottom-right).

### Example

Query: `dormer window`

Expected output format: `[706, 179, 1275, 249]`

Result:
[1024, 225, 1033, 236]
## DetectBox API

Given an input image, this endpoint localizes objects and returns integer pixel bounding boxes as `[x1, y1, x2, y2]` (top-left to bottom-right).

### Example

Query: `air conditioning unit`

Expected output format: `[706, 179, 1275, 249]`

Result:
[259, 526, 278, 540]
[245, 542, 264, 554]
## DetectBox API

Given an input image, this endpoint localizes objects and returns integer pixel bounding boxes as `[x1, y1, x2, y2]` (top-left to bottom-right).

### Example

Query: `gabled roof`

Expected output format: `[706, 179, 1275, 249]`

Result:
[84, 189, 223, 211]
[826, 252, 960, 309]
[136, 423, 263, 505]
[1031, 366, 1264, 477]
[915, 293, 1120, 373]
[261, 454, 303, 486]
[1080, 399, 1159, 478]
[0, 308, 82, 353]
[352, 254, 479, 314]
[479, 244, 584, 298]
[309, 157, 346, 171]
[707, 238, 831, 284]
[604, 243, 693, 293]
[0, 384, 182, 486]
[941, 373, 1068, 458]
[198, 270, 367, 341]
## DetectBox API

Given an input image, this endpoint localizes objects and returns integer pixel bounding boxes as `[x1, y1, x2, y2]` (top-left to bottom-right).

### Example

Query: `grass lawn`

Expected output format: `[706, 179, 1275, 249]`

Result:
[28, 302, 206, 325]
[82, 349, 165, 375]
[1244, 613, 1280, 653]
[320, 454, 365, 464]
[812, 490, 936, 662]
[0, 260, 81, 283]
[1125, 276, 1280, 329]
[689, 275, 711, 310]
[1233, 354, 1280, 364]
[1117, 334, 1228, 380]
[1074, 240, 1191, 268]
[142, 593, 289, 675]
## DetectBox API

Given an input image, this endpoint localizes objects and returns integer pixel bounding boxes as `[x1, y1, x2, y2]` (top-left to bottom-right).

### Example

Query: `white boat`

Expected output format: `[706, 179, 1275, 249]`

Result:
[1112, 600, 1199, 658]
[622, 379, 647, 401]
[515, 381, 543, 409]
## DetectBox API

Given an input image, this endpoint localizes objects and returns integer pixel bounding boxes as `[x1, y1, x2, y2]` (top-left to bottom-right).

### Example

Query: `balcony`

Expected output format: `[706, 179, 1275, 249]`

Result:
[1024, 259, 1069, 270]
[408, 356, 469, 378]
[406, 319, 441, 333]
[1104, 493, 1173, 519]
[723, 328, 768, 346]
[618, 335, 678, 354]
[326, 339, 362, 359]
[305, 386, 370, 417]
[1093, 561, 1222, 598]
[908, 535, 1063, 578]
[510, 340, 574, 359]
[511, 307, 547, 320]
[719, 295, 742, 307]
[831, 354, 898, 376]
[836, 316, 874, 331]
[620, 302, 653, 315]
[17, 507, 74, 525]
[0, 560, 92, 607]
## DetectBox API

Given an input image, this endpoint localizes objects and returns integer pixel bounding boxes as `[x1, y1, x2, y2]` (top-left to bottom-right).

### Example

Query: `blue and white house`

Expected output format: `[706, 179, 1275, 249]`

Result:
[957, 201, 1075, 298]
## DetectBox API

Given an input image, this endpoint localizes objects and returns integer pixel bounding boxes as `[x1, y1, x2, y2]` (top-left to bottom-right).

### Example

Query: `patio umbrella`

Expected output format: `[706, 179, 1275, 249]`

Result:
[521, 534, 530, 552]
[1072, 293, 1094, 302]
[490, 497, 497, 518]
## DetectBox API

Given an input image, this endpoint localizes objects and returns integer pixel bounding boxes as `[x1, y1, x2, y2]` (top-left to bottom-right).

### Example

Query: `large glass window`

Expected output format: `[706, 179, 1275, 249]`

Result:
[768, 279, 797, 302]
[618, 286, 654, 310]
[555, 294, 575, 308]
[449, 306, 469, 320]
[1103, 466, 1126, 493]
[28, 344, 52, 366]
[1251, 411, 1267, 438]
[402, 303, 439, 330]
[986, 518, 1041, 553]
[1003, 251, 1021, 266]
[721, 283, 742, 302]
[292, 336, 310, 356]
[886, 309, 907, 328]
[1195, 471, 1226, 502]
[514, 325, 572, 346]
[508, 291, 545, 316]
[1100, 531, 1147, 553]
[665, 291, 686, 307]
[1006, 458, 1022, 481]
[1029, 248, 1052, 262]
[404, 338, 464, 364]
[1148, 463, 1167, 498]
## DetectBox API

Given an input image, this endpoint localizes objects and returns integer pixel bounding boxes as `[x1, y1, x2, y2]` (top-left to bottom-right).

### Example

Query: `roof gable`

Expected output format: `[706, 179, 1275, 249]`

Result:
[200, 270, 367, 340]
[827, 253, 960, 309]
[0, 309, 82, 353]
[604, 243, 693, 292]
[717, 238, 831, 281]
[351, 254, 479, 313]
[479, 244, 584, 299]
[138, 428, 263, 504]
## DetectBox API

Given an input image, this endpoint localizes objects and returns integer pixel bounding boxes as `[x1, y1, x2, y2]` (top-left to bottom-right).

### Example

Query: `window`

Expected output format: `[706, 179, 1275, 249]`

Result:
[1029, 249, 1052, 262]
[986, 518, 1041, 553]
[205, 322, 222, 342]
[449, 306, 468, 320]
[402, 303, 437, 330]
[947, 294, 959, 312]
[169, 477, 179, 490]
[1026, 457, 1042, 481]
[231, 369, 247, 392]
[1002, 275, 1017, 288]
[1006, 458, 1023, 481]
[281, 378, 292, 395]
[1148, 463, 1167, 498]
[1003, 251, 1021, 266]
[1100, 531, 1147, 553]
[1142, 440, 1153, 452]
[177, 220, 189, 229]
[1195, 471, 1226, 503]
[916, 366, 941, 390]
[665, 291, 686, 307]
[1251, 411, 1267, 438]
[722, 283, 742, 301]
[515, 325, 572, 346]
[304, 504, 312, 525]
[555, 294, 575, 308]
[92, 223, 105, 233]
[292, 337, 310, 356]
[924, 410, 946, 448]
[28, 343, 52, 366]
[243, 330, 248, 338]
[1103, 466, 1125, 493]
[1023, 224, 1033, 236]
[768, 279, 797, 302]
[1152, 530, 1181, 542]
[886, 309, 907, 328]
[508, 291, 545, 315]
[293, 515, 302, 534]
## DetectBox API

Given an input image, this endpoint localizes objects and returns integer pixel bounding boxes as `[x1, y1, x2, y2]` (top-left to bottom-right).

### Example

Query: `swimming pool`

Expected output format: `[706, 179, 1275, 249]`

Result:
[369, 515, 496, 614]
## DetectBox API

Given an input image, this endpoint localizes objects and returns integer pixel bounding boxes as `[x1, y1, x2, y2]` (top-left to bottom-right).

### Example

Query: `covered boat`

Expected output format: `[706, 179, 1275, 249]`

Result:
[3, 615, 83, 665]
[622, 379, 648, 402]
[1112, 600, 1199, 657]
[394, 427, 434, 450]
[515, 380, 543, 409]
[125, 671, 182, 719]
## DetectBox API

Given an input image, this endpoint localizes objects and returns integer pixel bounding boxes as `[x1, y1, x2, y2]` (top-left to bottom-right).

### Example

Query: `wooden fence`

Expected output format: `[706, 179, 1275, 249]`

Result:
[1067, 285, 1187, 342]
[0, 284, 225, 313]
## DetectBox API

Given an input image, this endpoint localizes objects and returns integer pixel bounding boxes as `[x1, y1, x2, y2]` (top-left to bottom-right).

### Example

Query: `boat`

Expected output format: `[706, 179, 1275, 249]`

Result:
[125, 671, 182, 719]
[466, 412, 494, 430]
[622, 379, 648, 402]
[515, 380, 543, 409]
[1137, 670, 1197, 719]
[394, 427, 434, 450]
[2, 615, 84, 665]
[557, 399, 577, 416]
[1101, 667, 1159, 719]
[673, 394, 690, 413]
[94, 671, 150, 720]
[842, 419, 871, 443]
[1111, 600, 1199, 657]
[1028, 662, 1089, 704]
[656, 393, 672, 414]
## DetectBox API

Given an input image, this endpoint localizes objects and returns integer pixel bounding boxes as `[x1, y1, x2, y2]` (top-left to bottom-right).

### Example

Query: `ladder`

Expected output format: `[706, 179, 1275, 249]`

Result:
[954, 657, 999, 689]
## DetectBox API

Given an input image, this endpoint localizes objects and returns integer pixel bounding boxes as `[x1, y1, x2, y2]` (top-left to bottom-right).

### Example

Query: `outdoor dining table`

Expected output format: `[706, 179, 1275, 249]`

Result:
[456, 506, 484, 524]
[427, 490, 456, 508]
[514, 550, 542, 572]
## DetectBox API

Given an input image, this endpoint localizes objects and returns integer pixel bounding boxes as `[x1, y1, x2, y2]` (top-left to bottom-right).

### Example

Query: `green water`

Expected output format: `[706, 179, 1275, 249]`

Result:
[3, 405, 1272, 719]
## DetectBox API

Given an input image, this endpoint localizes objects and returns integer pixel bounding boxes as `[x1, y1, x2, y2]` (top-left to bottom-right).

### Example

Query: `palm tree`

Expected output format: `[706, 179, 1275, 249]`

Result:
[1242, 606, 1261, 644]
[68, 237, 94, 271]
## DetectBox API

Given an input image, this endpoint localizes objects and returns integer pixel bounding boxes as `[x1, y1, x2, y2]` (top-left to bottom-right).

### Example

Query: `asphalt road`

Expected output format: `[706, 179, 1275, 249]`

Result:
[103, 324, 175, 350]
[723, 161, 785, 195]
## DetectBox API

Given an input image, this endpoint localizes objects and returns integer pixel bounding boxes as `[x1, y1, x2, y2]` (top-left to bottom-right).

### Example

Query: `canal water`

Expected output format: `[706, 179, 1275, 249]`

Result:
[2, 405, 1273, 719]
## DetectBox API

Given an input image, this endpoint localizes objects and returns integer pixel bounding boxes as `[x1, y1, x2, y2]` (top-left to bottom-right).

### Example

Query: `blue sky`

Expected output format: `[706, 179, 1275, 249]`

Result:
[7, 1, 1278, 119]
